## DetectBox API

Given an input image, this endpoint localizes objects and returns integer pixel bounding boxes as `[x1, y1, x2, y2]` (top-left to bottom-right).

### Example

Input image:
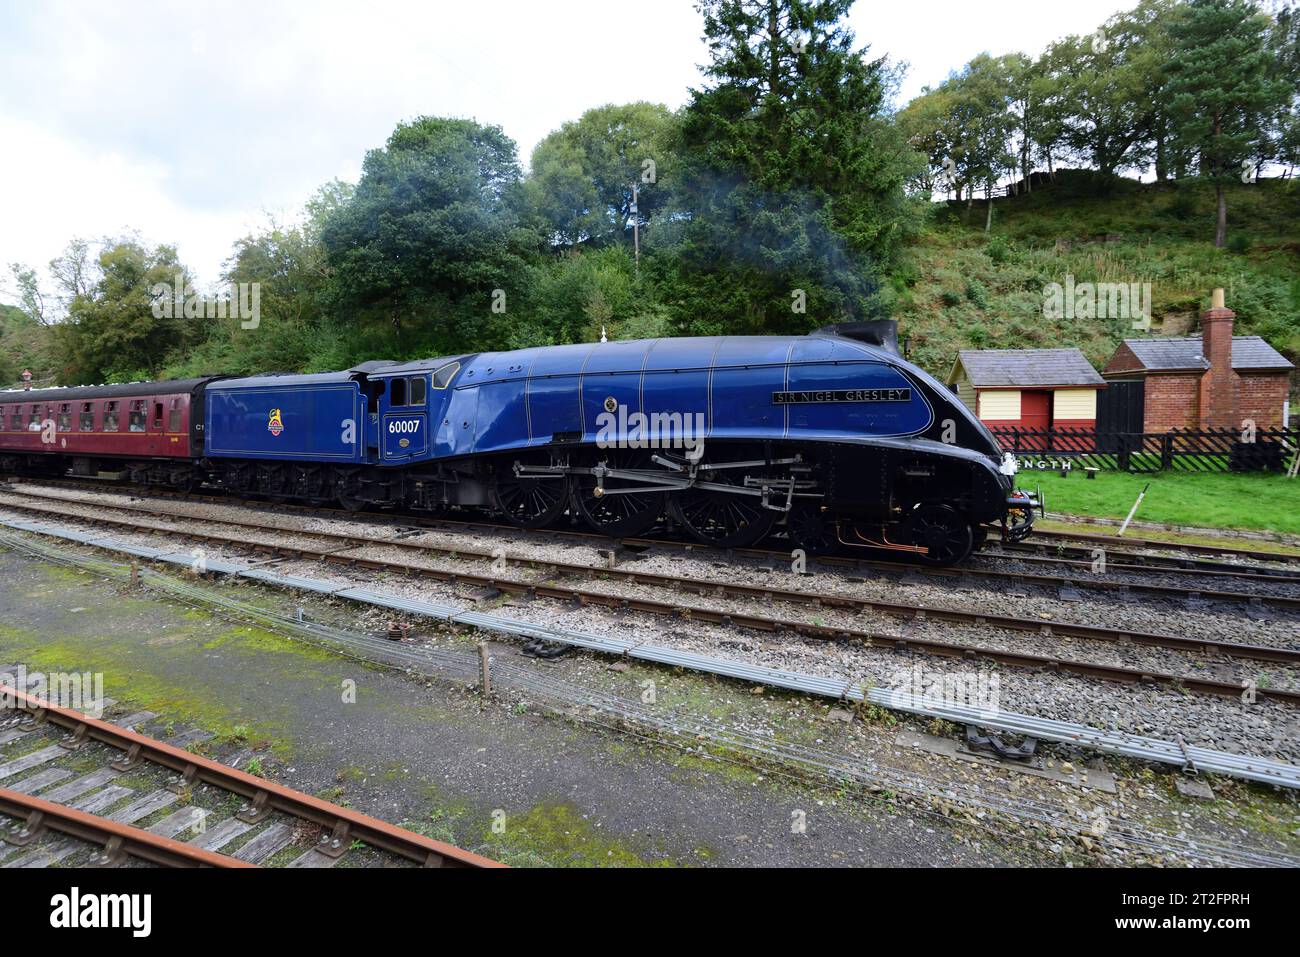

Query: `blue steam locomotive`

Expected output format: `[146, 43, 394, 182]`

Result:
[7, 322, 1038, 564]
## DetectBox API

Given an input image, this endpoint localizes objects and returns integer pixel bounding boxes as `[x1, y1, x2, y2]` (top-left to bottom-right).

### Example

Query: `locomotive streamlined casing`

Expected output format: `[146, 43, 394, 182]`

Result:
[370, 330, 1022, 559]
[419, 334, 958, 454]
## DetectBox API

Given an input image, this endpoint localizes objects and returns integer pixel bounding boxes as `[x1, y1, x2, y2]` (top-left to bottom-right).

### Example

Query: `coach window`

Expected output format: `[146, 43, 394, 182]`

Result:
[390, 377, 407, 407]
[103, 401, 120, 432]
[408, 376, 426, 406]
[79, 403, 95, 431]
[57, 403, 72, 432]
[27, 405, 42, 430]
[129, 400, 147, 432]
[0, 406, 5, 430]
[168, 398, 182, 432]
[8, 407, 21, 431]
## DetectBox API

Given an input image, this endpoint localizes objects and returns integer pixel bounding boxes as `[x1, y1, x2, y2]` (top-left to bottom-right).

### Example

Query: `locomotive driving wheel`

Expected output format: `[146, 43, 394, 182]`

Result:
[572, 451, 668, 538]
[784, 504, 835, 556]
[491, 459, 568, 528]
[670, 452, 778, 549]
[908, 504, 975, 566]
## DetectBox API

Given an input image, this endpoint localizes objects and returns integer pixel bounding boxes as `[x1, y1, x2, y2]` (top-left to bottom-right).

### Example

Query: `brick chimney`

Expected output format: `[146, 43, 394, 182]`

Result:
[1197, 288, 1237, 430]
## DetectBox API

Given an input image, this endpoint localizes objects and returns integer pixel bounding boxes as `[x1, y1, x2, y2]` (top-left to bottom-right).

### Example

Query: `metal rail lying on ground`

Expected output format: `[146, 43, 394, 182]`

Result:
[0, 679, 504, 869]
[3, 518, 1298, 791]
[0, 786, 252, 868]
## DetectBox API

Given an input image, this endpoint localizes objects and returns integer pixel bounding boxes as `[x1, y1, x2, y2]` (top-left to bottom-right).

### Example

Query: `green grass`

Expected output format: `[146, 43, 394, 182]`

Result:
[1030, 470, 1300, 536]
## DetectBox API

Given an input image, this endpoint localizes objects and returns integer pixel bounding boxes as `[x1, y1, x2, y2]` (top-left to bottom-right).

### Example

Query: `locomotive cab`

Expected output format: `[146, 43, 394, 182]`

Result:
[368, 358, 464, 466]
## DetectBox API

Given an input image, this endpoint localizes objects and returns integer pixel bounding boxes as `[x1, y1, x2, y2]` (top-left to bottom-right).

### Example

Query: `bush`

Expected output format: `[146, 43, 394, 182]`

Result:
[986, 235, 1010, 265]
[1227, 233, 1252, 254]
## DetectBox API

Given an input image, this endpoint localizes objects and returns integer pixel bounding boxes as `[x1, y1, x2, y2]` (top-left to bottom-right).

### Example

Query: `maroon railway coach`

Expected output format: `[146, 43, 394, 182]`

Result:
[0, 379, 209, 488]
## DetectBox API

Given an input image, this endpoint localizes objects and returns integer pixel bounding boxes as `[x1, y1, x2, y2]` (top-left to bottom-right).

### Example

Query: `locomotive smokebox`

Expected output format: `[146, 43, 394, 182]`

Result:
[815, 320, 899, 356]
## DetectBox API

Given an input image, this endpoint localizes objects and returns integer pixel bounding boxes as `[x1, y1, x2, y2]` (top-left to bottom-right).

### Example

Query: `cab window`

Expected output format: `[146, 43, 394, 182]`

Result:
[103, 401, 120, 432]
[79, 403, 95, 431]
[408, 376, 426, 406]
[432, 362, 459, 389]
[390, 378, 407, 407]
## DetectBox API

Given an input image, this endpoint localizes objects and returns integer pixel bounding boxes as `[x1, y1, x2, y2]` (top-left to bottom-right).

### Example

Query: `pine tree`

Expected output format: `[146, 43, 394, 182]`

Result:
[669, 0, 919, 334]
[1165, 0, 1291, 246]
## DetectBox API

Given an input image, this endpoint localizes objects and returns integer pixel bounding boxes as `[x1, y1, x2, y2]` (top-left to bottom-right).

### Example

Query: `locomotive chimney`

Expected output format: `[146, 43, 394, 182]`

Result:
[1198, 288, 1236, 430]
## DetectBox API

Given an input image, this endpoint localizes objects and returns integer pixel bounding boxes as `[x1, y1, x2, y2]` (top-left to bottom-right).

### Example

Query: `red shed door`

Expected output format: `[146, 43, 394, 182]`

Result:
[1021, 390, 1051, 449]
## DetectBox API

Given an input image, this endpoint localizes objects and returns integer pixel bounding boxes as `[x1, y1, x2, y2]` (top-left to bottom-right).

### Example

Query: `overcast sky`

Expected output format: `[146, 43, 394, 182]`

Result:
[0, 0, 1139, 294]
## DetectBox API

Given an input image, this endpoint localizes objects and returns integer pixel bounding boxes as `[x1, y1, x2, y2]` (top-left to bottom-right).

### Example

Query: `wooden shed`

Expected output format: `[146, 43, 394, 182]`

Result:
[947, 348, 1106, 432]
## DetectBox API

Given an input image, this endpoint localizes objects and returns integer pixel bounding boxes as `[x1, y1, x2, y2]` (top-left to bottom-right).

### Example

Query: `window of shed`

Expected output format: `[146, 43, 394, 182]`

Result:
[408, 376, 426, 406]
[390, 378, 407, 407]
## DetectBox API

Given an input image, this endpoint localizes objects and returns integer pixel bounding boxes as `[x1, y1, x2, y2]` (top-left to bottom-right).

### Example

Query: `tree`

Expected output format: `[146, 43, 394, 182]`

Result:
[7, 263, 47, 324]
[165, 181, 355, 377]
[668, 0, 920, 335]
[52, 240, 198, 384]
[1050, 26, 1150, 178]
[1166, 0, 1291, 245]
[320, 117, 539, 357]
[526, 103, 678, 248]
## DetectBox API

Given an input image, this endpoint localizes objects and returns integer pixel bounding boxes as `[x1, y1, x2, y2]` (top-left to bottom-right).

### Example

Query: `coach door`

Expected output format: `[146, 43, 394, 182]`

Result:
[379, 374, 430, 462]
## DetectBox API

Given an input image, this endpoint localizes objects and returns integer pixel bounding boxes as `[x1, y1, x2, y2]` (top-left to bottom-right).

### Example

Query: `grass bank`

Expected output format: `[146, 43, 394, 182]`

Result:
[1028, 470, 1300, 536]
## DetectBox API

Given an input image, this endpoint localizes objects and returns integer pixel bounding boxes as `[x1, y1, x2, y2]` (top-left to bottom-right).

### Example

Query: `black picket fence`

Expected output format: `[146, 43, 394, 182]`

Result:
[989, 427, 1299, 473]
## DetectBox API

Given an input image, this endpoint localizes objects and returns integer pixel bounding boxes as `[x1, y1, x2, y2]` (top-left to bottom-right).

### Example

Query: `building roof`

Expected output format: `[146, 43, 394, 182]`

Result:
[954, 348, 1105, 388]
[1120, 336, 1293, 372]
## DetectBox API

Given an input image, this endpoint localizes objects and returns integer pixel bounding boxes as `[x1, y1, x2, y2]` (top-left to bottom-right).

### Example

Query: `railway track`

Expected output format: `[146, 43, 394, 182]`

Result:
[2, 488, 1297, 706]
[7, 475, 1298, 595]
[0, 682, 502, 868]
[1026, 526, 1300, 566]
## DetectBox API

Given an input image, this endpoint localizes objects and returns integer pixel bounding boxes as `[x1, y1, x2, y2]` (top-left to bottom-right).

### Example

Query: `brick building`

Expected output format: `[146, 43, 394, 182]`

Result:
[1101, 291, 1293, 432]
[946, 348, 1105, 431]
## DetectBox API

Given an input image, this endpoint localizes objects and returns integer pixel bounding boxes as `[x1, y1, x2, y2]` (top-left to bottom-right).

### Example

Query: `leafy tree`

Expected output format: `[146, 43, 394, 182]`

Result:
[1050, 26, 1150, 178]
[165, 181, 354, 377]
[52, 240, 198, 384]
[668, 0, 920, 335]
[320, 117, 539, 358]
[0, 304, 54, 386]
[525, 103, 678, 248]
[1166, 0, 1291, 245]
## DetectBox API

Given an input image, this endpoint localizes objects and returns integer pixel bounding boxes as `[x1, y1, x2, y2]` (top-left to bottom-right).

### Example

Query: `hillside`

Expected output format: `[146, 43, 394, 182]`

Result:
[892, 173, 1300, 384]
